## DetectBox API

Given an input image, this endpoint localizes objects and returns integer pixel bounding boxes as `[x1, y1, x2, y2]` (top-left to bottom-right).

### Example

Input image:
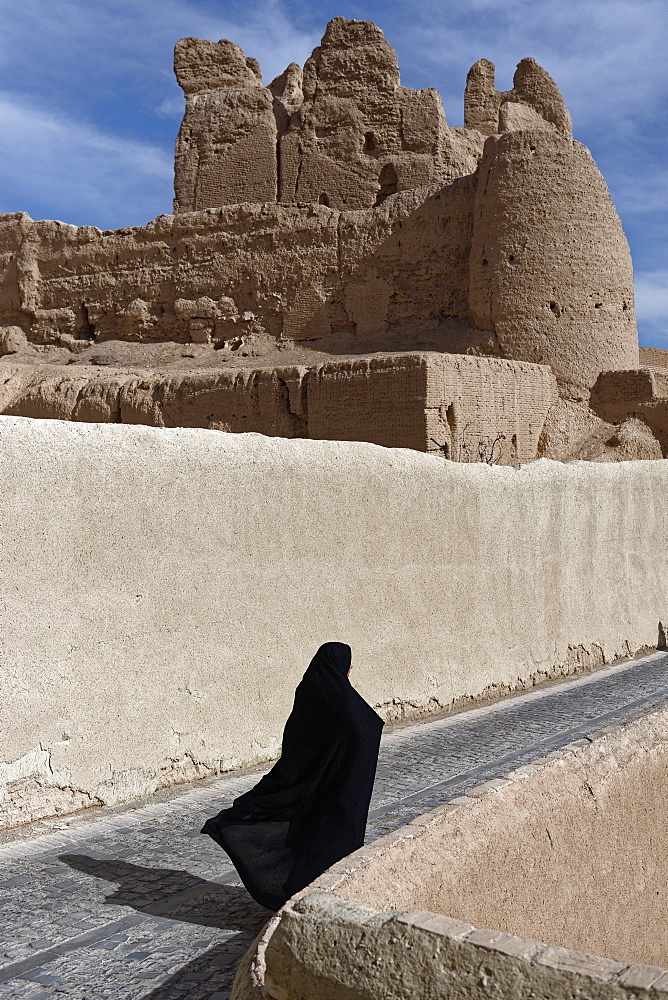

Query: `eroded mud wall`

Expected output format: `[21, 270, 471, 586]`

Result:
[0, 352, 558, 463]
[0, 123, 638, 394]
[0, 184, 474, 349]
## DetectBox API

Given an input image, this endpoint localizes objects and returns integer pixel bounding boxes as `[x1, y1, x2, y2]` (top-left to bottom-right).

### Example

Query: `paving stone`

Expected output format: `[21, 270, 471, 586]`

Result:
[537, 945, 627, 981]
[0, 653, 666, 999]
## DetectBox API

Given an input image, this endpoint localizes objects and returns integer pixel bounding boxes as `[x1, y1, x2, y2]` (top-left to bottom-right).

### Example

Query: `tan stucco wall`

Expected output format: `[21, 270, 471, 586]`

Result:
[1, 416, 667, 828]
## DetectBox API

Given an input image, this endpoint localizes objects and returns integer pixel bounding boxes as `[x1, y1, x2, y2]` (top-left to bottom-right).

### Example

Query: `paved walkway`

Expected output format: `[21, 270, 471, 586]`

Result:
[1, 651, 667, 999]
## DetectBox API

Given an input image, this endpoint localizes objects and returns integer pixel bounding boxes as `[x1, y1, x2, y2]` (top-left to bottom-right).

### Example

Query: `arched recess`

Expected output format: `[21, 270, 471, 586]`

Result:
[375, 164, 398, 205]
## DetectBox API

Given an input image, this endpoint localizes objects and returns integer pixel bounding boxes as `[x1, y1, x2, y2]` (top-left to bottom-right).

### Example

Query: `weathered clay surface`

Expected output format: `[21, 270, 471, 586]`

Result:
[537, 398, 617, 462]
[0, 352, 558, 462]
[173, 19, 485, 213]
[174, 37, 277, 211]
[590, 367, 668, 455]
[171, 18, 576, 214]
[537, 399, 664, 463]
[589, 416, 663, 462]
[2, 418, 668, 829]
[0, 123, 638, 398]
[465, 56, 572, 138]
[276, 17, 483, 210]
[639, 346, 668, 372]
[0, 325, 28, 355]
[0, 191, 483, 352]
[469, 129, 637, 397]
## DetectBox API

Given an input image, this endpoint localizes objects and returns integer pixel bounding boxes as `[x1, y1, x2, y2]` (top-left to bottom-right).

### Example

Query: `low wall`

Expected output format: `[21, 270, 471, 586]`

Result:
[0, 352, 558, 463]
[262, 890, 668, 1000]
[1, 417, 667, 829]
[243, 704, 668, 1000]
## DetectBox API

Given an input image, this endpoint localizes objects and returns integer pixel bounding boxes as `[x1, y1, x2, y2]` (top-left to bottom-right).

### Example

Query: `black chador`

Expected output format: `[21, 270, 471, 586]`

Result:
[201, 642, 384, 910]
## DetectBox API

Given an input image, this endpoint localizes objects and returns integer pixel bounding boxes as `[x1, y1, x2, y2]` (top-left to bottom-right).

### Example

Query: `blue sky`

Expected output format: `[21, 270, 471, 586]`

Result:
[1, 0, 666, 347]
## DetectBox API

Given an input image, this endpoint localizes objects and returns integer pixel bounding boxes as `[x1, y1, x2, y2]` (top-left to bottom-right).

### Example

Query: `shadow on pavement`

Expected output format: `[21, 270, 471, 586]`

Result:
[59, 854, 271, 933]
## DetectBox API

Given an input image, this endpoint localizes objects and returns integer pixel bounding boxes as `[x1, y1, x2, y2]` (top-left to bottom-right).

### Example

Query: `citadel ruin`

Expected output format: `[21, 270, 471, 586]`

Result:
[0, 16, 666, 463]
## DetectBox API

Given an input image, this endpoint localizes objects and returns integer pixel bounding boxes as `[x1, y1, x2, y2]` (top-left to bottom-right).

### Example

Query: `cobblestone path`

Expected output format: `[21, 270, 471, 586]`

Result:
[1, 651, 667, 999]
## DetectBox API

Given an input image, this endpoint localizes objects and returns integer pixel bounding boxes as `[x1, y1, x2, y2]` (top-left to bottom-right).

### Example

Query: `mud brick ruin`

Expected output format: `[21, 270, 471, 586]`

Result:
[1, 16, 666, 463]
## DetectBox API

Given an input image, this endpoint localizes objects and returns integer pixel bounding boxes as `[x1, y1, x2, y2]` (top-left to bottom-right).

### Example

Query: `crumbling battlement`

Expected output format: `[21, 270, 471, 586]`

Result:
[173, 17, 573, 214]
[0, 118, 637, 397]
[0, 16, 649, 457]
[464, 56, 572, 138]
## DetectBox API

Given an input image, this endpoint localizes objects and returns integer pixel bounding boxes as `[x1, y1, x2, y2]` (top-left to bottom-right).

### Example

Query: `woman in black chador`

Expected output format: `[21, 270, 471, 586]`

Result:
[201, 642, 384, 911]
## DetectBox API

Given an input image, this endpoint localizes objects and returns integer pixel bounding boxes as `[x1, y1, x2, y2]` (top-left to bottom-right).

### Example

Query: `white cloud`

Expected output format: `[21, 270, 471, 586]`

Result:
[155, 95, 186, 119]
[0, 93, 172, 228]
[165, 0, 319, 85]
[635, 271, 668, 345]
[0, 0, 319, 98]
[635, 271, 668, 323]
[388, 0, 667, 134]
[612, 168, 668, 216]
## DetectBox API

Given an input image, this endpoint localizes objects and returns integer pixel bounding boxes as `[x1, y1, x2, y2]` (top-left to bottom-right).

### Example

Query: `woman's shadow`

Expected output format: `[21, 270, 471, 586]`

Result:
[59, 854, 271, 997]
[59, 853, 271, 932]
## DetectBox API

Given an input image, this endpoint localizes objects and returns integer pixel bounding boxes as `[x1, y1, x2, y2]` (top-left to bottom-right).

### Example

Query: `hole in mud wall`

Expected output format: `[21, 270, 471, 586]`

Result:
[364, 132, 377, 154]
[445, 403, 456, 458]
[375, 164, 398, 206]
[81, 303, 95, 341]
[318, 193, 330, 206]
[549, 301, 560, 316]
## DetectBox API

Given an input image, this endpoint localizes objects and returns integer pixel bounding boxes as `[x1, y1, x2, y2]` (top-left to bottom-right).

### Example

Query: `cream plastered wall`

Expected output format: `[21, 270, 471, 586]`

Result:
[1, 416, 667, 829]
